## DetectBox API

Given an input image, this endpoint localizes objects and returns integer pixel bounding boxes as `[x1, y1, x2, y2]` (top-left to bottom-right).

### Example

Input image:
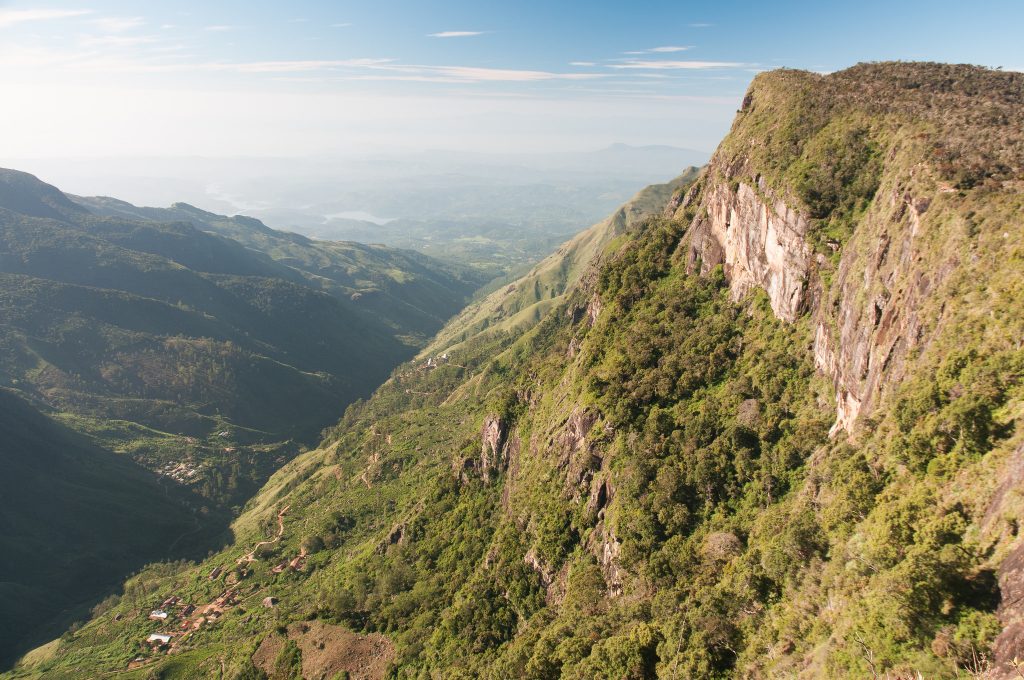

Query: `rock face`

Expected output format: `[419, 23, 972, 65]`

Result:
[456, 414, 516, 483]
[683, 157, 959, 436]
[481, 415, 509, 473]
[687, 178, 813, 323]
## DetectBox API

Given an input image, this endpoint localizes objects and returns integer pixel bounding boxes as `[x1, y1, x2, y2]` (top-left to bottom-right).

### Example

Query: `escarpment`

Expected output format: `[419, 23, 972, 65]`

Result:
[681, 62, 1024, 435]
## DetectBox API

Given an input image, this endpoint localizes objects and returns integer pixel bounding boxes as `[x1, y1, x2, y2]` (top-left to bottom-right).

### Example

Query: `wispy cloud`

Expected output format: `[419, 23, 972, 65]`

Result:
[0, 8, 92, 29]
[203, 25, 236, 32]
[625, 46, 694, 56]
[427, 31, 484, 38]
[90, 16, 144, 33]
[611, 60, 742, 70]
[79, 34, 159, 48]
[426, 65, 600, 81]
[207, 58, 394, 73]
[570, 61, 596, 67]
[688, 23, 714, 28]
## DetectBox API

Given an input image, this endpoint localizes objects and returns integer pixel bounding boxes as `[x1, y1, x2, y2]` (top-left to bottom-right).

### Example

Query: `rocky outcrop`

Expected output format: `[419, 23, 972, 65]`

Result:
[810, 181, 955, 434]
[481, 415, 508, 472]
[683, 154, 960, 436]
[456, 415, 517, 483]
[686, 177, 813, 323]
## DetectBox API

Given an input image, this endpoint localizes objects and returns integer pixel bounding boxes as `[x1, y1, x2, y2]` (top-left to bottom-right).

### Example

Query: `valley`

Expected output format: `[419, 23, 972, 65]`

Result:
[0, 168, 486, 665]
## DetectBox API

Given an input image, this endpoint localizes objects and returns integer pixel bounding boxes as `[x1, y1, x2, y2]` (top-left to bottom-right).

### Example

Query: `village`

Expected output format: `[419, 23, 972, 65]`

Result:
[129, 505, 302, 670]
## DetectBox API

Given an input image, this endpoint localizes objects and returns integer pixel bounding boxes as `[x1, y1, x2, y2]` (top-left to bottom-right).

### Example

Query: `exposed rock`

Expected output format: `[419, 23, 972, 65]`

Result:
[481, 415, 508, 473]
[457, 415, 517, 483]
[992, 542, 1024, 674]
[596, 524, 624, 596]
[524, 548, 554, 589]
[559, 408, 602, 501]
[586, 477, 611, 517]
[736, 398, 761, 429]
[687, 179, 813, 322]
[702, 531, 743, 562]
[586, 294, 603, 326]
[685, 158, 961, 437]
[376, 522, 406, 553]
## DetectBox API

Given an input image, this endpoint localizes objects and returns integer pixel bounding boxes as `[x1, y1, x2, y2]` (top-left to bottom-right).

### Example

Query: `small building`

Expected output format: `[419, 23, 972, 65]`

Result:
[148, 610, 169, 621]
[146, 633, 172, 646]
[208, 566, 223, 580]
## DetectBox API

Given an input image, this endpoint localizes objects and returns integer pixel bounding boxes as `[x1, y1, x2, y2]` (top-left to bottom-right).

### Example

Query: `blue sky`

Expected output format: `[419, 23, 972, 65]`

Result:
[1, 0, 1023, 157]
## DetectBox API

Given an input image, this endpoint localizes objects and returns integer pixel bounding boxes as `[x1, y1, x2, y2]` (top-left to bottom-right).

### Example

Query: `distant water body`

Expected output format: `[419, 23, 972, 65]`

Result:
[326, 210, 396, 224]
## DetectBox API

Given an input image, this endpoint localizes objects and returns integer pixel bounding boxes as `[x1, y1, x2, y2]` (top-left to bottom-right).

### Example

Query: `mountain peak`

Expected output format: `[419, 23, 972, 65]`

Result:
[0, 168, 89, 220]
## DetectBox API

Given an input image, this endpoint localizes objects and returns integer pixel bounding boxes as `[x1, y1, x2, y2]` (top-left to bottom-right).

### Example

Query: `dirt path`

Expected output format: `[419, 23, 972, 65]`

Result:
[237, 505, 290, 565]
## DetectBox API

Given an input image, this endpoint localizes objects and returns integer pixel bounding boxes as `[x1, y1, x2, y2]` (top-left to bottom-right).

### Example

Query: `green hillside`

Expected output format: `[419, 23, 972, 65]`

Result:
[72, 196, 488, 338]
[8, 63, 1024, 679]
[0, 169, 485, 667]
[424, 167, 701, 356]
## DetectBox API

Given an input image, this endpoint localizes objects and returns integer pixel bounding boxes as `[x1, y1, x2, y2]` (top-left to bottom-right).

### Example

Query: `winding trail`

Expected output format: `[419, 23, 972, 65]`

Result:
[237, 505, 290, 565]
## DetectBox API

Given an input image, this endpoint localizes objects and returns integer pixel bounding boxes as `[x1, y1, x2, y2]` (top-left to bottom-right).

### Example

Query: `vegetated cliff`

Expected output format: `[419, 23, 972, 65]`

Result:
[16, 63, 1023, 680]
[682, 62, 1023, 438]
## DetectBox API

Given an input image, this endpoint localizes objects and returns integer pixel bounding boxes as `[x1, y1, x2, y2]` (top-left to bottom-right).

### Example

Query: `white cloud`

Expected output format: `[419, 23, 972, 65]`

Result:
[570, 61, 596, 67]
[426, 65, 601, 82]
[79, 34, 159, 48]
[204, 58, 394, 73]
[611, 60, 742, 70]
[90, 16, 144, 33]
[427, 31, 483, 38]
[688, 23, 714, 28]
[649, 46, 692, 53]
[0, 8, 92, 28]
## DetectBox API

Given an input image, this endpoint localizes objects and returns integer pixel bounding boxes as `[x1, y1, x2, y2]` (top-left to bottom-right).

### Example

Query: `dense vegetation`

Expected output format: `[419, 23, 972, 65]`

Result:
[5, 63, 1023, 679]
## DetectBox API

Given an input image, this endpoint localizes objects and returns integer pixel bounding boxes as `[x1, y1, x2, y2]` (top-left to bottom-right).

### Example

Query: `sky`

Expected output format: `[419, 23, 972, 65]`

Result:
[1, 0, 1023, 158]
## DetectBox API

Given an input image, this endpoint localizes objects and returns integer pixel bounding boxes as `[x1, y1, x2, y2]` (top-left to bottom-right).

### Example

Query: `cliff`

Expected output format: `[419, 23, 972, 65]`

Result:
[681, 63, 1024, 437]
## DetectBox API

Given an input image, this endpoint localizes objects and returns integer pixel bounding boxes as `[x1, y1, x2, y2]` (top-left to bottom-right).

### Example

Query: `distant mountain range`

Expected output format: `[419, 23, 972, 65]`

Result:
[2, 145, 711, 274]
[0, 167, 486, 665]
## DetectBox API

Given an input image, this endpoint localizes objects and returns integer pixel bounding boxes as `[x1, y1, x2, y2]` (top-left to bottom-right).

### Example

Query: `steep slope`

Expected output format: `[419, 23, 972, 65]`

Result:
[15, 63, 1024, 679]
[0, 388, 221, 668]
[425, 167, 701, 355]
